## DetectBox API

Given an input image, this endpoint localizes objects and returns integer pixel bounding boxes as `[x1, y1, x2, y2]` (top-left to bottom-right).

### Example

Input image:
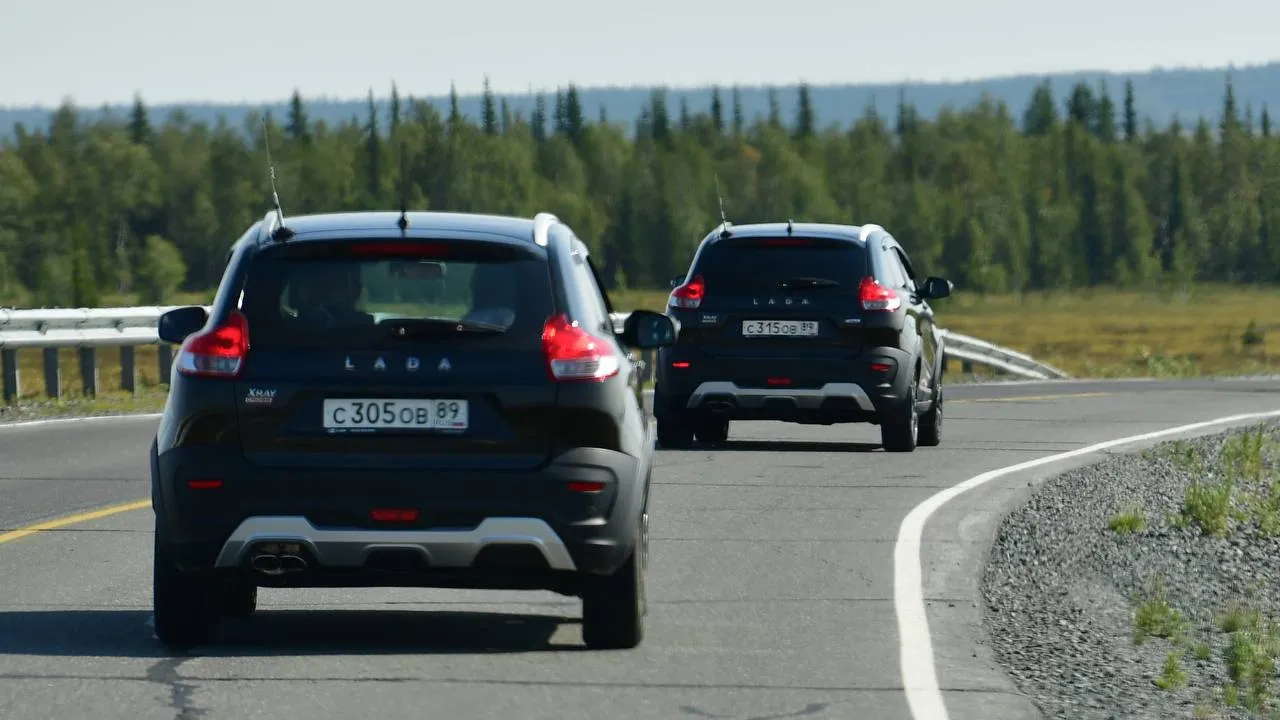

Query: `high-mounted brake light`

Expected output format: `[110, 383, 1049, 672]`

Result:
[541, 314, 620, 382]
[348, 241, 450, 257]
[175, 311, 250, 378]
[858, 277, 901, 312]
[669, 274, 705, 309]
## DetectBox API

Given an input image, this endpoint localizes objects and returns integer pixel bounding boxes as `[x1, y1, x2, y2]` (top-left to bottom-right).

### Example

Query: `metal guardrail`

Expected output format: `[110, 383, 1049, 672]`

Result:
[0, 306, 1067, 403]
[937, 329, 1070, 381]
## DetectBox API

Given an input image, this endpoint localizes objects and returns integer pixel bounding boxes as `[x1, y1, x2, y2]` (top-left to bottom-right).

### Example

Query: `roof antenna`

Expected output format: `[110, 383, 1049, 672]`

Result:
[787, 218, 794, 235]
[397, 141, 410, 233]
[714, 174, 732, 239]
[260, 115, 292, 241]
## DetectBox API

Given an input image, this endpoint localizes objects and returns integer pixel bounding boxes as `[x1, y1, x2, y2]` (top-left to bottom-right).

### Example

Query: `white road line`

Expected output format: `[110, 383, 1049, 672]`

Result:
[894, 408, 1280, 720]
[0, 413, 163, 430]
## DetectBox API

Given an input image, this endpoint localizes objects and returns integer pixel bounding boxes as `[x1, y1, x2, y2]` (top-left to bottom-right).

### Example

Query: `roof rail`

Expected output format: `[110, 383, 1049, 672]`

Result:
[858, 223, 884, 244]
[532, 212, 559, 247]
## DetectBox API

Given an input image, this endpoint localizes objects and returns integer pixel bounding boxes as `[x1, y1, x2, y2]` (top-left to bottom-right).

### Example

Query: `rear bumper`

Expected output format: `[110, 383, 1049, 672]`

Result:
[213, 516, 578, 570]
[153, 445, 646, 585]
[655, 345, 914, 423]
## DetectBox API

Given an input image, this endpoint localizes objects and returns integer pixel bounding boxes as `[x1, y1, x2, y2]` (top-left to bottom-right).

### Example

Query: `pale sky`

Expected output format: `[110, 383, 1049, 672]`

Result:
[2, 0, 1278, 107]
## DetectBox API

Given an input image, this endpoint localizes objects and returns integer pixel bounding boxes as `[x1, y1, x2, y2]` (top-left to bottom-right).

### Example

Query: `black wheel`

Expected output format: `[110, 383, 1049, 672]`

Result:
[694, 417, 729, 446]
[581, 511, 647, 650]
[657, 413, 694, 449]
[918, 383, 942, 447]
[153, 523, 220, 648]
[218, 580, 258, 618]
[880, 371, 919, 453]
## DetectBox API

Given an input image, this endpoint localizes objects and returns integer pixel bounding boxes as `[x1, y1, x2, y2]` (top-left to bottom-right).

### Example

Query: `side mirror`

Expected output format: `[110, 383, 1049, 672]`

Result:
[158, 306, 209, 344]
[921, 277, 953, 300]
[620, 309, 677, 349]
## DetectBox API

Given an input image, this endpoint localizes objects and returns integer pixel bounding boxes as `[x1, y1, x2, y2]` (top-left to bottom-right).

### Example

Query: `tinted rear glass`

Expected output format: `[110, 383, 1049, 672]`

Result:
[238, 242, 553, 349]
[692, 239, 867, 294]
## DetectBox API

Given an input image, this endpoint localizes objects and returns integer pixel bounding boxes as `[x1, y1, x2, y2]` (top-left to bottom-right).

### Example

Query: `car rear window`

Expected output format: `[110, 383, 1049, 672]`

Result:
[692, 238, 867, 294]
[237, 240, 554, 349]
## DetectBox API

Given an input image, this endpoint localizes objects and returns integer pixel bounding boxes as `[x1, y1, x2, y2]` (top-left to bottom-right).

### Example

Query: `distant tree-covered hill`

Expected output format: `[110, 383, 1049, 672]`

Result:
[2, 62, 1277, 139]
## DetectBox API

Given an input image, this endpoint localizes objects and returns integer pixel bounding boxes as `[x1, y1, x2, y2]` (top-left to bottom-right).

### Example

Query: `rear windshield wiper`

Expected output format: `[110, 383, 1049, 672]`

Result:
[389, 318, 507, 339]
[777, 276, 841, 290]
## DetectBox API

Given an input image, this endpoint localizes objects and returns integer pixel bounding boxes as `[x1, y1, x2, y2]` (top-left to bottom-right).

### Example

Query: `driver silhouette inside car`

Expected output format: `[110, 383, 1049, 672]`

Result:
[460, 263, 518, 329]
[290, 263, 374, 327]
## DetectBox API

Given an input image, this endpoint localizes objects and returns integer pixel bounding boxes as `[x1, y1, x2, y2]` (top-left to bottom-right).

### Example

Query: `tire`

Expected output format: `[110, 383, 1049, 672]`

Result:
[219, 580, 258, 619]
[656, 413, 694, 449]
[694, 417, 729, 446]
[153, 522, 220, 648]
[581, 510, 647, 650]
[918, 383, 942, 447]
[880, 371, 920, 453]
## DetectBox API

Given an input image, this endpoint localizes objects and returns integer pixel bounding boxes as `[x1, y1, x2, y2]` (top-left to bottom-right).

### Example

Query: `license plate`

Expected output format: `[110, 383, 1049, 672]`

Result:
[742, 319, 819, 337]
[322, 398, 469, 431]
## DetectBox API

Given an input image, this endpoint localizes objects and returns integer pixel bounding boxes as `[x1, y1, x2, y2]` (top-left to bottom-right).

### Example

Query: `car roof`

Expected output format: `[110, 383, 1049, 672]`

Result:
[269, 211, 538, 240]
[700, 222, 877, 247]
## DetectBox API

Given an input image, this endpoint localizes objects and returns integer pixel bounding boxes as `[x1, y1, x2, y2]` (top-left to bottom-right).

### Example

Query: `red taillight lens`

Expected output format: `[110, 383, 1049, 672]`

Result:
[541, 314, 620, 382]
[859, 277, 902, 311]
[175, 311, 250, 378]
[669, 274, 705, 309]
[371, 508, 420, 522]
[671, 361, 691, 369]
[568, 481, 606, 493]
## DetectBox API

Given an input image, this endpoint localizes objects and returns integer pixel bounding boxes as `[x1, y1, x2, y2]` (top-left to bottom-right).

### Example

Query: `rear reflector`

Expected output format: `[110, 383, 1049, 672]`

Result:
[568, 481, 606, 493]
[187, 479, 223, 490]
[870, 362, 892, 372]
[671, 361, 691, 369]
[766, 377, 792, 386]
[371, 508, 420, 522]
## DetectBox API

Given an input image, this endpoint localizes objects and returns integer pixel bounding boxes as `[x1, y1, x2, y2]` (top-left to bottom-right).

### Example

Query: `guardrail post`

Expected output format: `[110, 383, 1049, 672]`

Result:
[1, 349, 18, 404]
[43, 348, 61, 399]
[79, 348, 98, 396]
[120, 346, 136, 394]
[158, 343, 173, 385]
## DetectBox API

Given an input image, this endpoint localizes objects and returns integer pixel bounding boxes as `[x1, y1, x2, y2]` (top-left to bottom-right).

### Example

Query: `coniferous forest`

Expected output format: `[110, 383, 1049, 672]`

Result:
[0, 76, 1277, 309]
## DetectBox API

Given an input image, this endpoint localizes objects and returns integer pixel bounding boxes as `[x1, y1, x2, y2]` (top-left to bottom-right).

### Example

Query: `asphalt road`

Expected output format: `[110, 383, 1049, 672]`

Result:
[2, 378, 1279, 720]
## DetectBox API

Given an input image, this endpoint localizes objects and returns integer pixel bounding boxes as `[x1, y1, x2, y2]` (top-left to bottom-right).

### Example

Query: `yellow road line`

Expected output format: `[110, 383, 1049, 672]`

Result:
[0, 499, 150, 546]
[954, 391, 1114, 404]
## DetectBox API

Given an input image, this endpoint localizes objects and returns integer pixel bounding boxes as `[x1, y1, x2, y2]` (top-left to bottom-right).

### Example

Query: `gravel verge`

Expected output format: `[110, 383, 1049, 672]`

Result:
[984, 421, 1280, 719]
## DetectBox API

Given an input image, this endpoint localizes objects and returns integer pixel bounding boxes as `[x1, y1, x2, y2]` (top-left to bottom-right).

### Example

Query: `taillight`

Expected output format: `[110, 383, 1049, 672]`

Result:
[175, 311, 250, 378]
[669, 274, 705, 309]
[859, 277, 901, 311]
[541, 314, 620, 382]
